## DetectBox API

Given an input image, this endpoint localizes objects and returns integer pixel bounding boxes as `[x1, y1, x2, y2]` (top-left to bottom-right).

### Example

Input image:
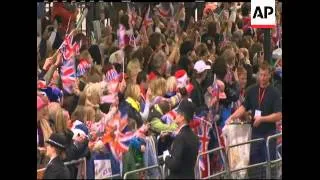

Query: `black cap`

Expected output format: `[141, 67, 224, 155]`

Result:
[45, 133, 67, 150]
[176, 99, 195, 122]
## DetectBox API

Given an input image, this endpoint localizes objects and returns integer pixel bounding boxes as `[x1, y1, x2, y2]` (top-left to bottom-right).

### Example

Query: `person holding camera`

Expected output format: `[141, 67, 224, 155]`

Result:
[190, 60, 212, 114]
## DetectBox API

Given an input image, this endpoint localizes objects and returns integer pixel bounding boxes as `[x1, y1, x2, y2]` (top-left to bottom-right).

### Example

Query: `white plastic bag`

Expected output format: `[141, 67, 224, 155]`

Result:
[222, 123, 252, 179]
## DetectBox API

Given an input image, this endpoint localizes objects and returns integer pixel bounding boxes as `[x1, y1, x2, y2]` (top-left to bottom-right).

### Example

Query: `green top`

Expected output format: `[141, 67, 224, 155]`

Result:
[150, 117, 178, 133]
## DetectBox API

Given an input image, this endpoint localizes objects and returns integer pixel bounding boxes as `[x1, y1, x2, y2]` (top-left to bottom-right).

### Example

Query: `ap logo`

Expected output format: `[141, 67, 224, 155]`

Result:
[251, 0, 276, 28]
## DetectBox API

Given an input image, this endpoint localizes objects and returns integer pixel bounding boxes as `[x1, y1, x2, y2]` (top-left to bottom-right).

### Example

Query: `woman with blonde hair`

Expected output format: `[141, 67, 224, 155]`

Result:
[54, 108, 68, 134]
[126, 58, 142, 85]
[165, 76, 177, 98]
[83, 82, 102, 109]
[37, 95, 53, 167]
[55, 108, 89, 160]
[149, 77, 182, 108]
[238, 48, 251, 66]
[149, 77, 167, 98]
[38, 95, 53, 148]
[125, 84, 143, 129]
[48, 102, 62, 131]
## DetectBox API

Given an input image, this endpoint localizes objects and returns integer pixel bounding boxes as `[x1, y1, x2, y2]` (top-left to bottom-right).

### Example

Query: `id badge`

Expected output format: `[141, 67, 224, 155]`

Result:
[254, 110, 262, 117]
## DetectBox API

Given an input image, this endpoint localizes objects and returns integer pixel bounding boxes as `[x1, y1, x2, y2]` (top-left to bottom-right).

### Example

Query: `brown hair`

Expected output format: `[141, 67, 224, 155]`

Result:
[207, 22, 217, 36]
[220, 41, 234, 55]
[124, 45, 134, 67]
[249, 42, 263, 62]
[87, 65, 103, 83]
[158, 100, 171, 115]
[237, 67, 247, 77]
[240, 36, 253, 50]
[131, 47, 144, 65]
[149, 32, 163, 51]
[222, 49, 236, 66]
[55, 147, 67, 160]
[150, 50, 166, 72]
[77, 92, 86, 106]
[71, 106, 85, 123]
[259, 61, 271, 73]
[127, 58, 141, 80]
[143, 46, 154, 72]
[195, 43, 209, 59]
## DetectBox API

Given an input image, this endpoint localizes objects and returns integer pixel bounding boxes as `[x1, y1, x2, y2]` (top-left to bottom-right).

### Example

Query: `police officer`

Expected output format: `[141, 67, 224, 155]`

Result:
[164, 99, 199, 179]
[43, 133, 70, 179]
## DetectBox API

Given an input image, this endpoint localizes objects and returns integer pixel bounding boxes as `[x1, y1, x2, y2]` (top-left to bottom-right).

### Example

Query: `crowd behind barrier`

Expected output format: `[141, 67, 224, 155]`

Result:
[37, 2, 282, 179]
[37, 132, 282, 179]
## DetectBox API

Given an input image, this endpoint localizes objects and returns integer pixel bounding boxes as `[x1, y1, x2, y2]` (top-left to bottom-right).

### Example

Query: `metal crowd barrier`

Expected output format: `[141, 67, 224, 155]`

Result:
[103, 174, 122, 179]
[266, 133, 282, 179]
[194, 146, 230, 179]
[37, 133, 282, 179]
[64, 157, 86, 166]
[193, 133, 282, 179]
[226, 138, 267, 179]
[123, 164, 163, 179]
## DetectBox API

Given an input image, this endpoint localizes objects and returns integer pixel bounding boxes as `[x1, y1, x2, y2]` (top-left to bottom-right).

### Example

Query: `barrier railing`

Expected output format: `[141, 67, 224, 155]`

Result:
[195, 146, 230, 179]
[37, 134, 282, 179]
[123, 164, 163, 179]
[103, 174, 122, 179]
[266, 133, 282, 179]
[226, 138, 267, 179]
[64, 157, 86, 166]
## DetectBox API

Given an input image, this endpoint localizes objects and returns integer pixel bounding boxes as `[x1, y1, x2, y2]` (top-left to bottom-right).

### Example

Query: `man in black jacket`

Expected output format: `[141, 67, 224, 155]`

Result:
[165, 99, 199, 179]
[190, 60, 211, 114]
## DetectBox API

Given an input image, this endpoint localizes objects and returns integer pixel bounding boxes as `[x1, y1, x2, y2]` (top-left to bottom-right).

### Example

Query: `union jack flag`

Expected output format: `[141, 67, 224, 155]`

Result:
[127, 3, 137, 26]
[60, 35, 81, 60]
[76, 58, 92, 77]
[105, 69, 119, 82]
[156, 3, 173, 18]
[143, 5, 153, 28]
[102, 111, 148, 161]
[194, 115, 212, 178]
[60, 57, 76, 94]
[59, 35, 81, 94]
